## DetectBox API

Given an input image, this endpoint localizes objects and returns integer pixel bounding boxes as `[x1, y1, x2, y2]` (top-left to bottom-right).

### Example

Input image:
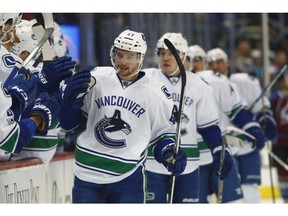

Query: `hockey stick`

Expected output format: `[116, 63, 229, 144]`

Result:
[226, 125, 256, 141]
[227, 125, 288, 171]
[217, 136, 227, 203]
[32, 13, 55, 63]
[265, 143, 288, 171]
[248, 65, 287, 112]
[261, 99, 275, 203]
[224, 135, 244, 148]
[164, 38, 187, 204]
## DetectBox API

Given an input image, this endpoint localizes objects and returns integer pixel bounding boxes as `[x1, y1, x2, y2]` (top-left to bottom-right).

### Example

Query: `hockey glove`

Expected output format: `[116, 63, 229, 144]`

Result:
[243, 122, 266, 151]
[37, 56, 76, 93]
[212, 145, 233, 180]
[255, 110, 277, 141]
[5, 67, 37, 114]
[30, 92, 60, 135]
[62, 68, 93, 109]
[160, 143, 187, 176]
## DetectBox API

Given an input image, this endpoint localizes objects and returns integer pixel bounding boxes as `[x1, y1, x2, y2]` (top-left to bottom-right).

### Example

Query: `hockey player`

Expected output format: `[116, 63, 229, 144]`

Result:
[207, 47, 275, 203]
[143, 33, 232, 203]
[59, 29, 187, 203]
[185, 44, 207, 73]
[1, 14, 75, 99]
[187, 44, 243, 203]
[6, 16, 76, 163]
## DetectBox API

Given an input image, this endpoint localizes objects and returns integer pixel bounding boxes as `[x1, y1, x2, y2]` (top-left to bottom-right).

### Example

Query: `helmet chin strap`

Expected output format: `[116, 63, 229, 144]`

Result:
[116, 67, 139, 79]
[168, 66, 180, 77]
[114, 58, 144, 80]
[115, 63, 142, 81]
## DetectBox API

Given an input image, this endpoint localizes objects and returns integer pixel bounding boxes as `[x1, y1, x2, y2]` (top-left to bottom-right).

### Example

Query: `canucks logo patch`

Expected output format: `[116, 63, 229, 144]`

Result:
[2, 54, 16, 68]
[161, 85, 171, 99]
[6, 109, 15, 125]
[95, 109, 132, 148]
[1, 84, 10, 98]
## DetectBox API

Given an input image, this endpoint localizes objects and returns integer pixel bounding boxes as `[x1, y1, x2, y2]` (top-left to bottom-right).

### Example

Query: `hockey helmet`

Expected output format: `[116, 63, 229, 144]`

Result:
[110, 29, 147, 71]
[12, 19, 38, 56]
[187, 45, 206, 61]
[51, 35, 68, 57]
[0, 13, 22, 44]
[156, 32, 188, 61]
[206, 47, 228, 63]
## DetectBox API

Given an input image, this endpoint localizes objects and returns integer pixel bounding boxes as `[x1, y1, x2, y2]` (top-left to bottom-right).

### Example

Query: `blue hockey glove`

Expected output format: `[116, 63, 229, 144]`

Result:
[30, 92, 60, 135]
[37, 56, 76, 93]
[243, 122, 266, 151]
[255, 111, 277, 141]
[161, 143, 187, 176]
[5, 67, 37, 114]
[62, 68, 92, 109]
[212, 145, 233, 180]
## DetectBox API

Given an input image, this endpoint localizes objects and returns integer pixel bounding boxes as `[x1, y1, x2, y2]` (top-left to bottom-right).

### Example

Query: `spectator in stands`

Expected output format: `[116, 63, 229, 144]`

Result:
[233, 39, 253, 73]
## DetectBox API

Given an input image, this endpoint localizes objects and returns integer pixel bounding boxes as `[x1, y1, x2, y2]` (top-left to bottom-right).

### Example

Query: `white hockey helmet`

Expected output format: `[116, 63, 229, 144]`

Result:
[0, 13, 23, 44]
[206, 47, 228, 63]
[187, 45, 206, 61]
[12, 19, 38, 56]
[110, 29, 147, 71]
[52, 35, 68, 57]
[51, 21, 68, 57]
[156, 32, 188, 61]
[53, 21, 63, 38]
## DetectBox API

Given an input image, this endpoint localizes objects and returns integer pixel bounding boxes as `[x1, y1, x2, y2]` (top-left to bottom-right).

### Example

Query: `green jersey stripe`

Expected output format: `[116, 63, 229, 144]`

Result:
[75, 146, 145, 174]
[0, 124, 19, 153]
[24, 136, 60, 149]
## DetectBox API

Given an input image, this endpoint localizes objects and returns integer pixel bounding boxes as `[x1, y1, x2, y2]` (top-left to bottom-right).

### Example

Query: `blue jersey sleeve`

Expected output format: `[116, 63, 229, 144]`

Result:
[198, 124, 222, 150]
[15, 118, 37, 153]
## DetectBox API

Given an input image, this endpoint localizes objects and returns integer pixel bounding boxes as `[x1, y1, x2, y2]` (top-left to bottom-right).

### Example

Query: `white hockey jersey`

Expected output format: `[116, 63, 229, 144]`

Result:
[0, 82, 20, 160]
[72, 66, 176, 184]
[0, 45, 23, 83]
[144, 68, 220, 174]
[229, 73, 270, 156]
[229, 73, 270, 114]
[195, 70, 244, 164]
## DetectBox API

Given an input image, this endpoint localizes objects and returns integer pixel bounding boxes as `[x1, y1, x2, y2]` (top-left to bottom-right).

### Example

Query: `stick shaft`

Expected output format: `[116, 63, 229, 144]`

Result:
[164, 38, 187, 204]
[217, 137, 227, 203]
[265, 146, 288, 171]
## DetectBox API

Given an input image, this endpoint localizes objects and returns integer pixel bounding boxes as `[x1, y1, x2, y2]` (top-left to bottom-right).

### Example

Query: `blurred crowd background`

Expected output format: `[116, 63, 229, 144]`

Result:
[22, 13, 288, 91]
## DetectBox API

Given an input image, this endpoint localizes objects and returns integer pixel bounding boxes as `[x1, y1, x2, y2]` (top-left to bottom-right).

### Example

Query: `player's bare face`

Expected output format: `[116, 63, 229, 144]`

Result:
[193, 57, 205, 72]
[158, 49, 179, 76]
[114, 49, 141, 81]
[209, 60, 227, 75]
